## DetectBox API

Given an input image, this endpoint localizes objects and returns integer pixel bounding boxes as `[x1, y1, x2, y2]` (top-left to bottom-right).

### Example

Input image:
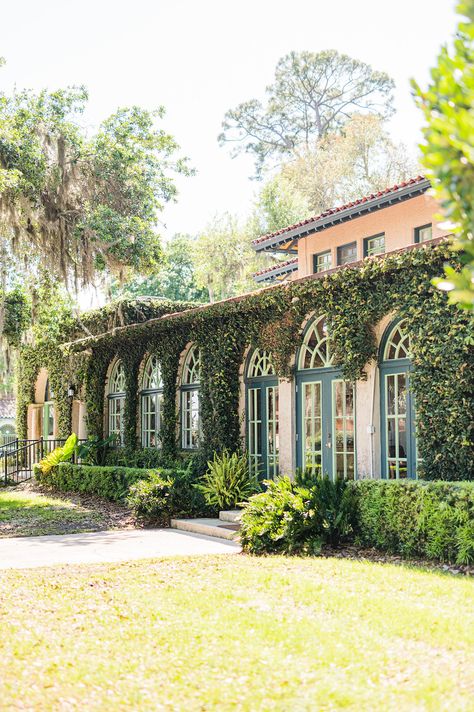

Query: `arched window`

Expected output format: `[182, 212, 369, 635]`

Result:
[43, 378, 55, 440]
[298, 316, 334, 370]
[108, 360, 126, 445]
[380, 319, 416, 479]
[246, 349, 279, 479]
[181, 345, 201, 449]
[296, 316, 355, 480]
[140, 355, 163, 448]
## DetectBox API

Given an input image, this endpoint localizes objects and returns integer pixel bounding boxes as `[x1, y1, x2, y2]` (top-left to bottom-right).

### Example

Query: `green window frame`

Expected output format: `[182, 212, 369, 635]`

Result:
[246, 349, 279, 479]
[107, 360, 126, 446]
[181, 345, 201, 450]
[363, 233, 385, 257]
[414, 223, 432, 244]
[313, 250, 332, 274]
[296, 316, 356, 480]
[380, 320, 417, 479]
[337, 241, 357, 266]
[140, 355, 163, 449]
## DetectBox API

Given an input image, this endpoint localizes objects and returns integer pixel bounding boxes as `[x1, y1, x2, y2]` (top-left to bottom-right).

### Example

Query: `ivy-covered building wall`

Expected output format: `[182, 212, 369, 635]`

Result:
[17, 242, 474, 481]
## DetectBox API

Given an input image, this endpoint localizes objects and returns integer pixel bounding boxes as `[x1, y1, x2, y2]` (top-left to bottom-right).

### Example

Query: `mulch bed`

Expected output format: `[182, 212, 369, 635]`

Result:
[7, 480, 136, 532]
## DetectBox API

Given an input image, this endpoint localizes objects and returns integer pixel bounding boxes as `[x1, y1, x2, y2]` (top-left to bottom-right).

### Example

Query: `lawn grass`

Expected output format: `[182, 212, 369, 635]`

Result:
[0, 555, 472, 710]
[0, 486, 130, 537]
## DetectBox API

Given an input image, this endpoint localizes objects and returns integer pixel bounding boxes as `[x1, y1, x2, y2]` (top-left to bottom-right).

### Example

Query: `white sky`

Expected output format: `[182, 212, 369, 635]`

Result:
[0, 0, 458, 239]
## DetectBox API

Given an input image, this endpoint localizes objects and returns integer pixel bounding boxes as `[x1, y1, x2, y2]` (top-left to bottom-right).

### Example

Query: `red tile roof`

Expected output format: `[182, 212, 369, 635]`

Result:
[252, 176, 429, 247]
[254, 257, 298, 278]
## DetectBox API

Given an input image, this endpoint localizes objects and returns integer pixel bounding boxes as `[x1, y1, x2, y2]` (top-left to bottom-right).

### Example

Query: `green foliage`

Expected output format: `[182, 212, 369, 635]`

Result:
[1, 287, 31, 347]
[35, 434, 77, 477]
[353, 480, 474, 564]
[113, 234, 208, 304]
[41, 462, 154, 501]
[240, 476, 356, 555]
[413, 1, 474, 309]
[196, 450, 260, 510]
[17, 244, 473, 481]
[220, 50, 394, 174]
[127, 473, 174, 525]
[0, 79, 191, 286]
[75, 435, 118, 466]
[128, 467, 213, 524]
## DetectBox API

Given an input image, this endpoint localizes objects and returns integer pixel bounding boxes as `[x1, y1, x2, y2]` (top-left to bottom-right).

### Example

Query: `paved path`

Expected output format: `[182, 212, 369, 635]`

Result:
[0, 528, 241, 569]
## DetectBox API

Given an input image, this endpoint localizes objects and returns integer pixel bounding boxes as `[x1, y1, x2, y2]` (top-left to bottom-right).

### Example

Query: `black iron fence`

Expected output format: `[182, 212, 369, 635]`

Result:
[1, 438, 86, 485]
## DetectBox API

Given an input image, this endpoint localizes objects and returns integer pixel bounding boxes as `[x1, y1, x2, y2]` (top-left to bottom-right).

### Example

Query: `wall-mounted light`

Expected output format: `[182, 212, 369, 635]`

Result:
[67, 384, 75, 398]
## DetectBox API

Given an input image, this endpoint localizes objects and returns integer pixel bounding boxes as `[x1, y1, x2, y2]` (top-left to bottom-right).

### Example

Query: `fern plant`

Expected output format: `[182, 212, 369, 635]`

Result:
[36, 433, 78, 476]
[195, 450, 260, 510]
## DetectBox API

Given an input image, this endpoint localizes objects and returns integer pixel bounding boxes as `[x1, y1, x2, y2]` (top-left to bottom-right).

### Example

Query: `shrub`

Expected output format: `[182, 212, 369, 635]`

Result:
[35, 433, 78, 476]
[352, 480, 474, 564]
[240, 476, 356, 555]
[40, 462, 160, 501]
[196, 450, 260, 510]
[127, 473, 174, 525]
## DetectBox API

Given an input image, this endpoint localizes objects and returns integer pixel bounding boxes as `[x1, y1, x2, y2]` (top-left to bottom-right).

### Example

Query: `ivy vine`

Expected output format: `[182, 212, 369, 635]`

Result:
[16, 244, 474, 481]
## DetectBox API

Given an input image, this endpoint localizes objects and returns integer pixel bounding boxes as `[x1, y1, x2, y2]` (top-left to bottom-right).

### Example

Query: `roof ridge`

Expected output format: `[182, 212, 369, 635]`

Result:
[252, 176, 429, 246]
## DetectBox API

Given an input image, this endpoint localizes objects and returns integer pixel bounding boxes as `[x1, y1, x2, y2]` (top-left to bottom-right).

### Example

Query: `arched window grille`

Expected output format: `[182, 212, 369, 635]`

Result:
[181, 345, 201, 449]
[108, 360, 126, 445]
[246, 349, 279, 479]
[298, 316, 334, 370]
[380, 319, 416, 479]
[140, 355, 163, 448]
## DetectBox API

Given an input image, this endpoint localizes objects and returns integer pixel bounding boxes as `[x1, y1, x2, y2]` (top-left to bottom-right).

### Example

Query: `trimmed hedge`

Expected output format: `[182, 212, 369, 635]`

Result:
[39, 462, 215, 518]
[240, 479, 474, 564]
[352, 480, 474, 564]
[39, 463, 162, 501]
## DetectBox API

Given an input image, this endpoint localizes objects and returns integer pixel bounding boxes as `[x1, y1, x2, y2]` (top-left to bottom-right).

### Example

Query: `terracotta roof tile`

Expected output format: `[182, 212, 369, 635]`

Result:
[252, 176, 429, 246]
[254, 257, 298, 278]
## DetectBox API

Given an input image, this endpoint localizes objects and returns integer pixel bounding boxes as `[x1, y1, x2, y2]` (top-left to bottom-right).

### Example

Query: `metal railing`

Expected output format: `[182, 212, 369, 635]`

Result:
[1, 438, 86, 485]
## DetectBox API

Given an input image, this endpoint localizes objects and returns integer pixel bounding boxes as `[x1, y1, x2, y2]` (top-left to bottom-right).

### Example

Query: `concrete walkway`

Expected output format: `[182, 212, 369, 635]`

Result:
[0, 528, 242, 570]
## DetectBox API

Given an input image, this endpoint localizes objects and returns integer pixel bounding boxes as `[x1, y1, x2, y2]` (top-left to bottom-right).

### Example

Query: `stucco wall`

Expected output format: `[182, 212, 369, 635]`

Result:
[297, 194, 445, 278]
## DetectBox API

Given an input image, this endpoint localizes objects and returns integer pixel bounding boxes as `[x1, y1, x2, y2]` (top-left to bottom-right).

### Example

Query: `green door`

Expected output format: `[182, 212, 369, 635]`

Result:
[296, 372, 355, 479]
[246, 349, 279, 480]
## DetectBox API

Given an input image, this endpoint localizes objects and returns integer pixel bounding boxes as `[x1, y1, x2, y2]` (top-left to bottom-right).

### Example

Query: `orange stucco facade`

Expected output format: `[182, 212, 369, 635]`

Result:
[295, 193, 445, 279]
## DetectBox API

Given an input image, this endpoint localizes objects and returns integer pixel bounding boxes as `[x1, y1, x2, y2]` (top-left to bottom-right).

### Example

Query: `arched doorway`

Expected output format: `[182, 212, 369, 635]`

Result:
[380, 319, 416, 478]
[245, 349, 279, 479]
[296, 316, 355, 480]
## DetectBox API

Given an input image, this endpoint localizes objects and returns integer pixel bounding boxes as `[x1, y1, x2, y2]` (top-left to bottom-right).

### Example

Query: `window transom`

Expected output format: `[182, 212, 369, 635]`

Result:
[142, 355, 163, 391]
[182, 346, 201, 385]
[108, 360, 126, 395]
[247, 349, 275, 378]
[298, 317, 334, 369]
[383, 320, 411, 361]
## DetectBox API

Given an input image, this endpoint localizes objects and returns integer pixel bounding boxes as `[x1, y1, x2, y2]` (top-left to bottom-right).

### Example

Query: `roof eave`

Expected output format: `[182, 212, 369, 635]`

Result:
[253, 179, 431, 253]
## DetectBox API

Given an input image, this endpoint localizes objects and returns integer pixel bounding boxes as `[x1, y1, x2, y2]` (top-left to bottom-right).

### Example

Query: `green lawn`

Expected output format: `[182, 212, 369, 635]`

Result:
[0, 486, 131, 537]
[0, 555, 472, 710]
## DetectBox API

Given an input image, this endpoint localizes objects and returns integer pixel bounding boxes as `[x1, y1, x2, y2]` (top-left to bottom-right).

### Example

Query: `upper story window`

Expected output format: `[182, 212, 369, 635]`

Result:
[364, 233, 385, 257]
[313, 250, 332, 274]
[108, 360, 126, 445]
[414, 224, 432, 244]
[337, 242, 357, 266]
[181, 345, 201, 450]
[140, 355, 163, 449]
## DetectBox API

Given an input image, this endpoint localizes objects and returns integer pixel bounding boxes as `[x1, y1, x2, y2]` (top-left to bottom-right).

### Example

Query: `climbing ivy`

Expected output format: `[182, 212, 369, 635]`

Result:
[16, 244, 474, 480]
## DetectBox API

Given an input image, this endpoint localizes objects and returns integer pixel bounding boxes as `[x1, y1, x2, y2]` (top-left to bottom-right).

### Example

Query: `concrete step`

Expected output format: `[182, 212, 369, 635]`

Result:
[170, 518, 239, 541]
[219, 510, 243, 523]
